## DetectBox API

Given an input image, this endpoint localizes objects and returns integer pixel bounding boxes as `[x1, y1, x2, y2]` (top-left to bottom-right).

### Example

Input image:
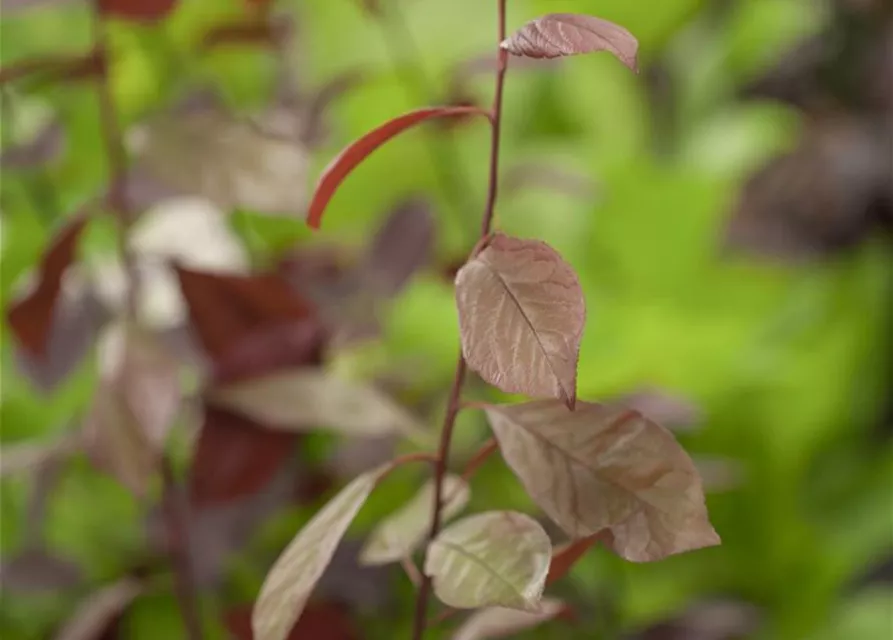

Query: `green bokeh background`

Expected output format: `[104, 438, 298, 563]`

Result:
[1, 0, 891, 638]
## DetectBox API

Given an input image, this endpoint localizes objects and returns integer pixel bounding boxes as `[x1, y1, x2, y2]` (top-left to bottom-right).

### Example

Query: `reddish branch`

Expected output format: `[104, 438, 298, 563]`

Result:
[90, 4, 203, 639]
[410, 2, 509, 638]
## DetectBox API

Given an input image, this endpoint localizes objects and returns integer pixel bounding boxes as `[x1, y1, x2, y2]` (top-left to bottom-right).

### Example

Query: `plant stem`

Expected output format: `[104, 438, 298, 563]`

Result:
[411, 3, 508, 638]
[92, 6, 203, 639]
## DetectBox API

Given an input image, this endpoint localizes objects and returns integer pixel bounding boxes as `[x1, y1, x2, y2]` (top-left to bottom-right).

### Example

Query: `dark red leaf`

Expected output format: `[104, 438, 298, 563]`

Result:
[173, 265, 315, 362]
[212, 320, 326, 385]
[6, 213, 89, 358]
[501, 13, 639, 71]
[223, 601, 360, 640]
[97, 0, 177, 22]
[306, 106, 489, 229]
[189, 404, 298, 506]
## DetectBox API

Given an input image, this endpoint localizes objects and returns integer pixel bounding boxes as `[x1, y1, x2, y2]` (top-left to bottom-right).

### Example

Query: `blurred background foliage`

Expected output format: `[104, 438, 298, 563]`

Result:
[1, 0, 891, 639]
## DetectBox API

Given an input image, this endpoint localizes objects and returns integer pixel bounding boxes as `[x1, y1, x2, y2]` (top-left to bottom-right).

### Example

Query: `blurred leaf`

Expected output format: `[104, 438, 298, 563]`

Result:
[188, 403, 297, 507]
[173, 265, 315, 361]
[456, 233, 585, 409]
[6, 211, 89, 358]
[252, 464, 386, 640]
[137, 109, 311, 217]
[13, 282, 109, 393]
[484, 401, 720, 560]
[360, 474, 469, 566]
[0, 432, 79, 478]
[82, 323, 181, 495]
[210, 368, 431, 442]
[361, 197, 435, 298]
[502, 14, 639, 71]
[425, 511, 551, 611]
[52, 578, 142, 640]
[451, 598, 566, 640]
[0, 548, 83, 593]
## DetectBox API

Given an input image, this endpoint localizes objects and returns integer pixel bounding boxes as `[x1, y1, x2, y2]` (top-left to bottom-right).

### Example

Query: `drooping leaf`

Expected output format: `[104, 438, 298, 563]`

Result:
[451, 598, 566, 640]
[306, 106, 487, 228]
[209, 369, 430, 441]
[252, 465, 386, 640]
[53, 578, 142, 640]
[6, 212, 89, 358]
[455, 233, 585, 409]
[424, 511, 551, 611]
[484, 401, 720, 561]
[137, 109, 311, 217]
[501, 14, 639, 72]
[189, 404, 299, 506]
[360, 474, 470, 565]
[97, 0, 177, 22]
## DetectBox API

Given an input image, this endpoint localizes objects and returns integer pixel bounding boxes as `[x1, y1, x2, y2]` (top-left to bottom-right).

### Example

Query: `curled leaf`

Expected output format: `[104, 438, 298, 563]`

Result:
[501, 13, 639, 72]
[252, 465, 386, 640]
[307, 106, 488, 228]
[452, 598, 566, 640]
[360, 474, 470, 565]
[209, 368, 430, 442]
[7, 212, 89, 358]
[455, 233, 585, 409]
[484, 401, 720, 561]
[424, 511, 551, 611]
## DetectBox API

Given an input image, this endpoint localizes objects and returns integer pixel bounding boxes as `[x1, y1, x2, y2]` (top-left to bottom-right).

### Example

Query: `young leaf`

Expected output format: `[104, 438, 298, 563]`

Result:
[452, 598, 566, 640]
[252, 465, 386, 640]
[501, 14, 639, 72]
[424, 511, 551, 611]
[97, 0, 177, 22]
[359, 474, 470, 565]
[306, 106, 488, 228]
[455, 233, 585, 409]
[7, 213, 89, 358]
[484, 401, 720, 561]
[209, 369, 429, 441]
[53, 578, 142, 640]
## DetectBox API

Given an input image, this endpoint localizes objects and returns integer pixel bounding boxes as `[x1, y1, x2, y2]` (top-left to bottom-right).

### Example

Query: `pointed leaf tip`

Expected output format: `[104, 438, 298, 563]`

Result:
[306, 106, 488, 229]
[501, 13, 639, 72]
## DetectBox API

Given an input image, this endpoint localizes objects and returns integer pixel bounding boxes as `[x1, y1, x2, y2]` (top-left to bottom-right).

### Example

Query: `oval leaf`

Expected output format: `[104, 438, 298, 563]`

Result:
[484, 401, 720, 561]
[424, 511, 551, 611]
[501, 14, 639, 71]
[210, 368, 430, 442]
[455, 233, 585, 409]
[307, 106, 487, 228]
[452, 598, 566, 640]
[360, 474, 470, 565]
[252, 465, 386, 640]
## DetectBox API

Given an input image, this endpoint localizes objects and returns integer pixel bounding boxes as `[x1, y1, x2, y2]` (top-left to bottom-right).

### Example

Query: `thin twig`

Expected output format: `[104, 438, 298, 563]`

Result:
[410, 3, 509, 637]
[91, 5, 203, 639]
[460, 438, 498, 483]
